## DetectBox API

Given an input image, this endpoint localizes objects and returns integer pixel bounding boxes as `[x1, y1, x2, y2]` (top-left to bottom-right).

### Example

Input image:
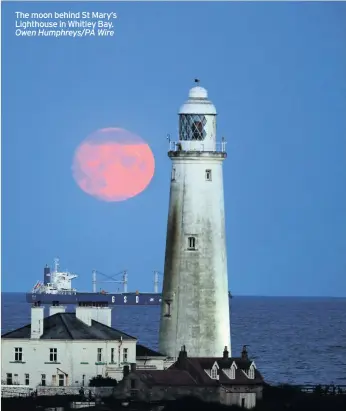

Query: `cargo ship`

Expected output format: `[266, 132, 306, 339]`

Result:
[25, 258, 163, 306]
[25, 258, 233, 306]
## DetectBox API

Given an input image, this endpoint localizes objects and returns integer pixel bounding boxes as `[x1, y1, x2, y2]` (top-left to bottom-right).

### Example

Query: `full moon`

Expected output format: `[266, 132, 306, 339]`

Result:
[72, 128, 155, 202]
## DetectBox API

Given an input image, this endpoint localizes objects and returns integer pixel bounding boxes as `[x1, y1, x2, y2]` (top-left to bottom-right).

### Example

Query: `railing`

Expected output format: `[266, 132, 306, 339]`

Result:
[136, 365, 158, 370]
[169, 140, 227, 153]
[31, 290, 77, 295]
[271, 384, 346, 395]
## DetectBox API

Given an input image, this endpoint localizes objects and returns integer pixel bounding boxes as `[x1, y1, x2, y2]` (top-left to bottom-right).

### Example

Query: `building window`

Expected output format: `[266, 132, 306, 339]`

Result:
[205, 169, 212, 181]
[241, 398, 245, 408]
[49, 348, 57, 362]
[97, 348, 103, 362]
[111, 348, 115, 363]
[211, 367, 218, 379]
[171, 168, 176, 181]
[6, 373, 12, 385]
[179, 114, 207, 141]
[14, 347, 23, 362]
[187, 236, 196, 250]
[58, 374, 64, 387]
[248, 366, 255, 379]
[41, 374, 46, 386]
[123, 348, 128, 363]
[82, 375, 85, 386]
[25, 374, 29, 386]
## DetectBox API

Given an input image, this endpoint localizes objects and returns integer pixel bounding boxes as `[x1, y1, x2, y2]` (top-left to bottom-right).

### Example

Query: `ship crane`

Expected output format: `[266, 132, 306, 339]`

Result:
[153, 271, 163, 293]
[92, 269, 128, 293]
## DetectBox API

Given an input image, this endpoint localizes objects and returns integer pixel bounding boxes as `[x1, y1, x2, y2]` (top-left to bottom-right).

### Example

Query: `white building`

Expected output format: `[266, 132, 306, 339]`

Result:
[1, 303, 169, 390]
[159, 81, 231, 358]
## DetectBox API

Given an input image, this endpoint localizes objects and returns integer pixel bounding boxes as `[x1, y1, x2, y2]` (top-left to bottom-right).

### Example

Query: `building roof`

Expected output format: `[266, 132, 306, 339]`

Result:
[127, 355, 263, 389]
[136, 370, 198, 387]
[136, 344, 166, 358]
[1, 313, 136, 341]
[170, 356, 264, 386]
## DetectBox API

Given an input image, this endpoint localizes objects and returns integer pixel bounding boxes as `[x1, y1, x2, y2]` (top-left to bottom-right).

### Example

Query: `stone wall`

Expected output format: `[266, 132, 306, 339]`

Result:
[1, 385, 33, 398]
[36, 386, 114, 397]
[114, 375, 260, 409]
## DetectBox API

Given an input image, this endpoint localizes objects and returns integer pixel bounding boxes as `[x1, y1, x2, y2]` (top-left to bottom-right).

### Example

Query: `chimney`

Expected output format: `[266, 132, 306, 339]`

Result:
[91, 306, 112, 327]
[223, 346, 229, 359]
[76, 305, 92, 326]
[241, 345, 249, 361]
[130, 363, 136, 373]
[76, 303, 112, 327]
[177, 345, 188, 369]
[49, 303, 66, 317]
[31, 303, 44, 339]
[123, 365, 130, 377]
[44, 264, 51, 285]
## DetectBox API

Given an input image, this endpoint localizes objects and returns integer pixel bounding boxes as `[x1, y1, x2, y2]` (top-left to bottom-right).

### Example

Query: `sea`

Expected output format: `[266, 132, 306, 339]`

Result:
[1, 293, 345, 386]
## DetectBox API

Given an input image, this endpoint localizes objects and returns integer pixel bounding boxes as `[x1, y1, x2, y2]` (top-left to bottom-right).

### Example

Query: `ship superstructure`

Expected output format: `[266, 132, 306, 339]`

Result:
[32, 258, 78, 295]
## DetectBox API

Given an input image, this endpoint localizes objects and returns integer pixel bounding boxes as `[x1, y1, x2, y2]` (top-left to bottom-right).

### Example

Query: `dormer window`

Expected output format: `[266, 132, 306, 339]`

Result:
[211, 367, 218, 379]
[230, 364, 236, 379]
[248, 365, 255, 379]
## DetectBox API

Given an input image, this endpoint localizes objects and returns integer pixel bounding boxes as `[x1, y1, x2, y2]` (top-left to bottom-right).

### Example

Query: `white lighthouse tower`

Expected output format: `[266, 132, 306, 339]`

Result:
[159, 80, 231, 358]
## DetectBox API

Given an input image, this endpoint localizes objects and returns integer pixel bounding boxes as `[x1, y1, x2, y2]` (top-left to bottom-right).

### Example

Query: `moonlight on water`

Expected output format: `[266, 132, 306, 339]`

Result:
[72, 128, 155, 202]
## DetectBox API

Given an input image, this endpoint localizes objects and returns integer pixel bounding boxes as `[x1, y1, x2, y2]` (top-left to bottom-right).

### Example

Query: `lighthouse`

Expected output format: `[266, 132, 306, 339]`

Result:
[159, 81, 231, 358]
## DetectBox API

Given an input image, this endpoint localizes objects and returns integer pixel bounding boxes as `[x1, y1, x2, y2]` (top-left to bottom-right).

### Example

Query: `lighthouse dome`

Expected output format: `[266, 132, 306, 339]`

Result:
[188, 86, 208, 99]
[179, 84, 217, 115]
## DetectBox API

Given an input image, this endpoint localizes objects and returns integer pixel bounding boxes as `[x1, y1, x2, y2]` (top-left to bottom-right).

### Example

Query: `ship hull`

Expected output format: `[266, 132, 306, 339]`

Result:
[26, 292, 162, 306]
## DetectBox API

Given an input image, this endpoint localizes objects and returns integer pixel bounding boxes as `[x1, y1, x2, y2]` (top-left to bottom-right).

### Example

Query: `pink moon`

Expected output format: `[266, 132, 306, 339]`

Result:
[72, 128, 155, 202]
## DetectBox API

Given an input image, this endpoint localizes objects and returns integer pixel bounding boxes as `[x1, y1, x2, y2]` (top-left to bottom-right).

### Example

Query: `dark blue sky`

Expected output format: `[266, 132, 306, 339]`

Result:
[2, 2, 346, 296]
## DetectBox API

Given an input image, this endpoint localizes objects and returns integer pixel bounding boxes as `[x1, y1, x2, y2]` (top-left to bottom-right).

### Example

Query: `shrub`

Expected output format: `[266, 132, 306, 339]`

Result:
[89, 376, 117, 387]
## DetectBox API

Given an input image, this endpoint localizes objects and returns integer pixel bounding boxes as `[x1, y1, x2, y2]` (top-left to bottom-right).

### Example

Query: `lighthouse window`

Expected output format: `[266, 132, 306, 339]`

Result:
[171, 168, 176, 181]
[187, 236, 196, 250]
[205, 169, 212, 181]
[164, 301, 171, 317]
[179, 114, 207, 141]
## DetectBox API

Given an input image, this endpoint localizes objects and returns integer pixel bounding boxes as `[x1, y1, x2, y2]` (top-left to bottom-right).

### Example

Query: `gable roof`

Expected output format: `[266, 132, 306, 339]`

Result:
[170, 357, 264, 386]
[136, 370, 198, 387]
[136, 344, 166, 357]
[1, 313, 136, 341]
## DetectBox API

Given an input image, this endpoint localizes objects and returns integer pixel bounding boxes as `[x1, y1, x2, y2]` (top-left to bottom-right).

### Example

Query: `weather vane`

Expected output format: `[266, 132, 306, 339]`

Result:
[194, 78, 200, 85]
